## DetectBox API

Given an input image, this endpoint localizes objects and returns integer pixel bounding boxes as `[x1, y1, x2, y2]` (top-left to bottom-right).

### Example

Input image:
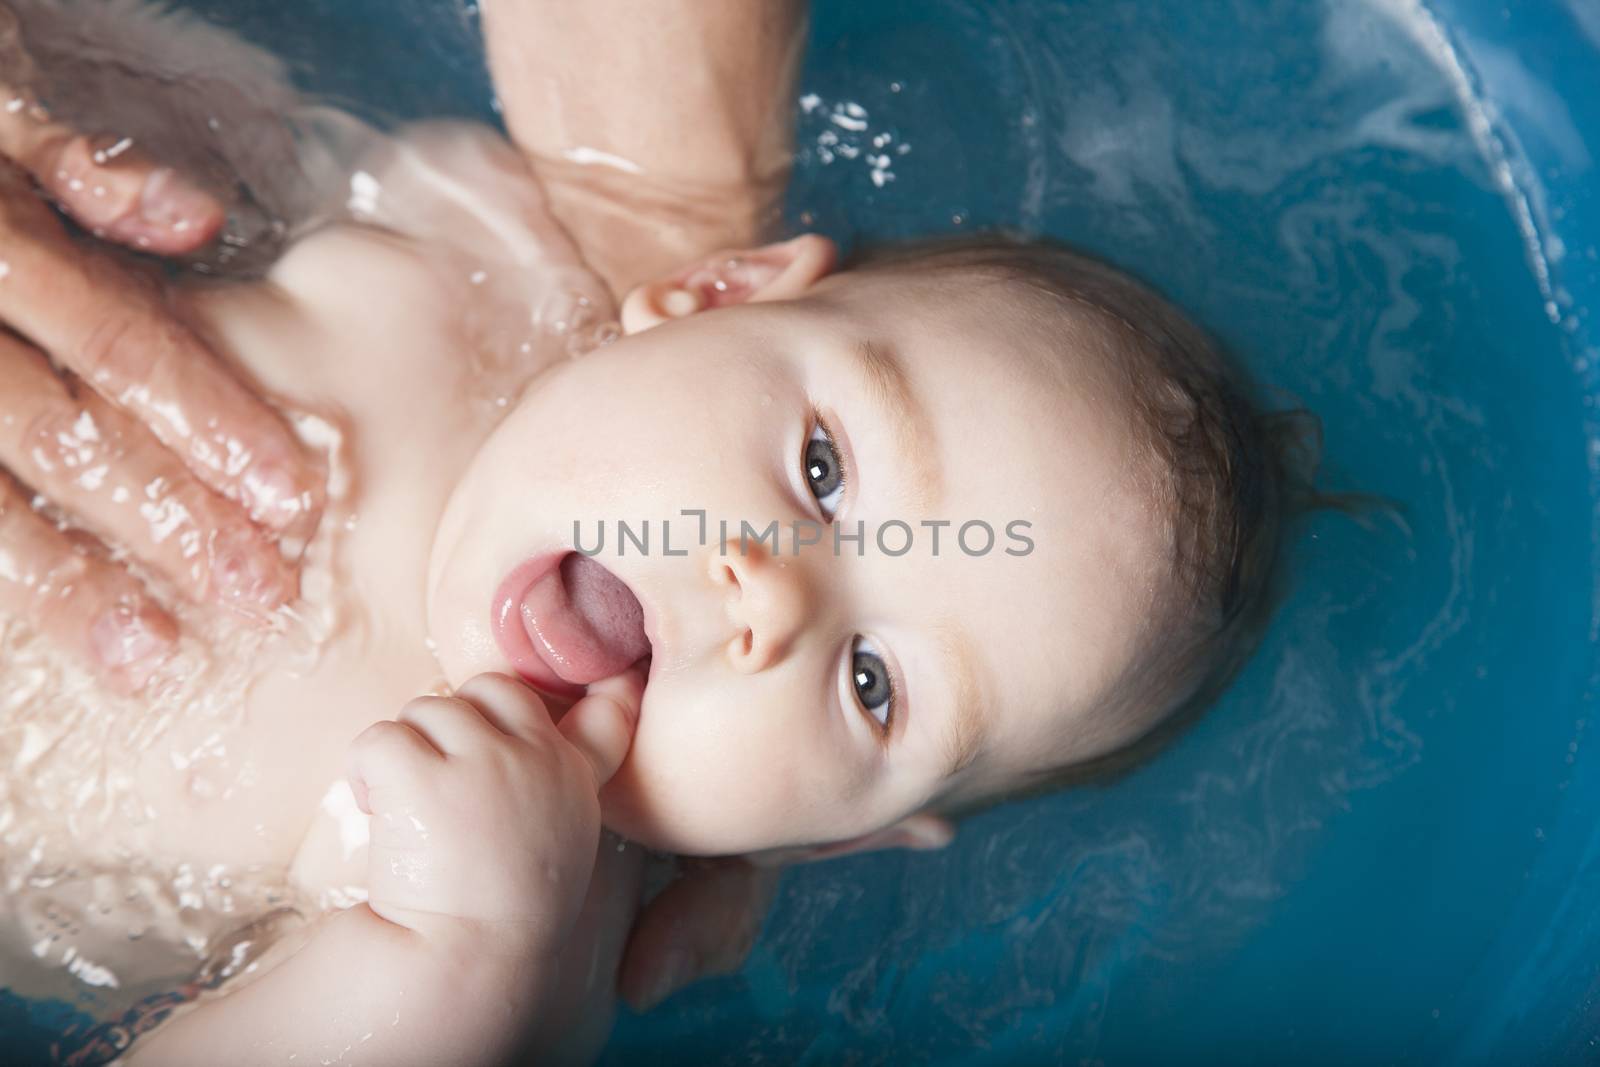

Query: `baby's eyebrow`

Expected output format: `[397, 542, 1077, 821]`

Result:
[853, 339, 942, 509]
[936, 617, 987, 779]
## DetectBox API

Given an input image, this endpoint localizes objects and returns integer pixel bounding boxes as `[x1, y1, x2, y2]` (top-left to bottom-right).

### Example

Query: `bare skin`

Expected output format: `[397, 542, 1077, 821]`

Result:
[484, 0, 807, 297]
[117, 214, 1165, 1064]
[3, 4, 1164, 1062]
[104, 127, 742, 1066]
[0, 2, 805, 1062]
[0, 80, 321, 690]
[124, 672, 645, 1067]
[483, 0, 805, 1011]
[5, 0, 1178, 1055]
[15, 3, 1169, 1062]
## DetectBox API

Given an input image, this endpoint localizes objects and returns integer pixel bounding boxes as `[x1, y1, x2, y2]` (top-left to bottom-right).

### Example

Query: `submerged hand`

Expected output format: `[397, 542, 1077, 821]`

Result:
[617, 854, 785, 1012]
[0, 76, 322, 691]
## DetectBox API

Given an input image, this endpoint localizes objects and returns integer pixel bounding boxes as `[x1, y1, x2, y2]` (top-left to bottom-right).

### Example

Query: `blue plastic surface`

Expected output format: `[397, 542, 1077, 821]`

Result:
[6, 1, 1599, 1063]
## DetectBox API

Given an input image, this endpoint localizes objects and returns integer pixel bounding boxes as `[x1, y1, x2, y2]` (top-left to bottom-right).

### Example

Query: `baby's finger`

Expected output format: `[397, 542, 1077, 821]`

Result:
[346, 718, 444, 813]
[0, 473, 176, 693]
[396, 694, 498, 757]
[0, 163, 325, 543]
[0, 333, 295, 616]
[452, 672, 554, 743]
[557, 667, 645, 788]
[0, 80, 223, 254]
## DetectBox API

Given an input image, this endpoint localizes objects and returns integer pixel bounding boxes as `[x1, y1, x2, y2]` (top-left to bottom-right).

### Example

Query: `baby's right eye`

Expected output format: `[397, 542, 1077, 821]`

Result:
[803, 421, 847, 519]
[850, 637, 894, 732]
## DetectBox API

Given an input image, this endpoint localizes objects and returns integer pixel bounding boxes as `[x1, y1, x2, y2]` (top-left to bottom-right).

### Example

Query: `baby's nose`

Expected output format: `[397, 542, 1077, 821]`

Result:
[711, 537, 811, 673]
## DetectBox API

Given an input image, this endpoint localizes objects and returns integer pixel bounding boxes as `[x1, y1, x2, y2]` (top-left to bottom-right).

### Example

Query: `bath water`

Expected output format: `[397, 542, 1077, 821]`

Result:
[5, 0, 1599, 1063]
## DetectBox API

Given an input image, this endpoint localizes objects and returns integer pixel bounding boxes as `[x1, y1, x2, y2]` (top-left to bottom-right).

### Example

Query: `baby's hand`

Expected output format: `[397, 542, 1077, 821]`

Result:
[345, 670, 642, 960]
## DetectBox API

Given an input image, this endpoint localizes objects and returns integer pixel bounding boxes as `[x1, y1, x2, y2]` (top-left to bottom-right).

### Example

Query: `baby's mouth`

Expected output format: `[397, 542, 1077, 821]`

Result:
[491, 551, 652, 698]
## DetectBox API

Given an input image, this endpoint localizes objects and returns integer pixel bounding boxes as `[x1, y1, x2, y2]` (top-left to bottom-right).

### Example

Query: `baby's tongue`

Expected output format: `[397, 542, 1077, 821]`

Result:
[521, 553, 649, 685]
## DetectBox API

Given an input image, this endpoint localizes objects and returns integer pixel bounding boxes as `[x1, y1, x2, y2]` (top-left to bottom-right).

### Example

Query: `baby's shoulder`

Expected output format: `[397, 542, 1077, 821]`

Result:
[263, 116, 617, 370]
[207, 117, 616, 406]
[299, 113, 593, 279]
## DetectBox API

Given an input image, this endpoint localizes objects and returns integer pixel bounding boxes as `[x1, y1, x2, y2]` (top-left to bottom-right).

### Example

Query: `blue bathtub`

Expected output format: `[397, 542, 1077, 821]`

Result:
[8, 1, 1600, 1063]
[611, 4, 1600, 1062]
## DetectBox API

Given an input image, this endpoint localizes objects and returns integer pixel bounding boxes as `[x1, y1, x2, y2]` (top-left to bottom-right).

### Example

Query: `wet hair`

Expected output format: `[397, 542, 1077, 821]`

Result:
[840, 232, 1329, 817]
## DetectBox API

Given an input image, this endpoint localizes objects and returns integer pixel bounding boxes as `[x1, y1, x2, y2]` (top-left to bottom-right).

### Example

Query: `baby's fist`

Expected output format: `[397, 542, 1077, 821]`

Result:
[345, 670, 643, 958]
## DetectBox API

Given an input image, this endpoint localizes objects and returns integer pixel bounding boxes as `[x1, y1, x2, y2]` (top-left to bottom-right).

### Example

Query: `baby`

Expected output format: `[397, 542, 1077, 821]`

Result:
[0, 1, 1304, 1063]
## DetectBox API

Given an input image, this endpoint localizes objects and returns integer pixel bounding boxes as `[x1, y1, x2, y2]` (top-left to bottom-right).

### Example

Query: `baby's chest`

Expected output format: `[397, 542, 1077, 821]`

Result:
[0, 654, 379, 1005]
[114, 653, 411, 882]
[190, 120, 615, 430]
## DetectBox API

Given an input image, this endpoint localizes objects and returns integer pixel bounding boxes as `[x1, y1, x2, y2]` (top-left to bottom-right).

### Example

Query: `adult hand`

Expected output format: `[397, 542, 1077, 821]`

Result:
[0, 80, 322, 692]
[616, 854, 785, 1012]
[614, 818, 951, 1009]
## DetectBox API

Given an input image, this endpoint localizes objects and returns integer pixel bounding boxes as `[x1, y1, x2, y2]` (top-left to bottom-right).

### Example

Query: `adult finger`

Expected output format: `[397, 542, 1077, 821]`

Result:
[0, 81, 224, 255]
[0, 162, 324, 542]
[0, 473, 176, 693]
[557, 667, 645, 788]
[0, 332, 295, 615]
[617, 857, 782, 1012]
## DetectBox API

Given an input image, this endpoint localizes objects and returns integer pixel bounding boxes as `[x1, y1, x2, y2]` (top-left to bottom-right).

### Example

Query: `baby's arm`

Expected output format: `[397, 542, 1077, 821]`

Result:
[123, 673, 642, 1066]
[482, 0, 807, 295]
[124, 905, 543, 1066]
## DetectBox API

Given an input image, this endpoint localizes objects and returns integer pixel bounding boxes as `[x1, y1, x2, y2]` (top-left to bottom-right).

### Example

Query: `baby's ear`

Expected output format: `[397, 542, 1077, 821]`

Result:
[766, 812, 955, 868]
[620, 234, 837, 334]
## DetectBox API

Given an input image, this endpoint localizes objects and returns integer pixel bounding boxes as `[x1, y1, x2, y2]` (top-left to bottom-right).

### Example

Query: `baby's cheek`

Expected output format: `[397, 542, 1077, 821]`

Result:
[596, 761, 690, 854]
[596, 697, 744, 852]
[429, 589, 509, 688]
[603, 667, 846, 854]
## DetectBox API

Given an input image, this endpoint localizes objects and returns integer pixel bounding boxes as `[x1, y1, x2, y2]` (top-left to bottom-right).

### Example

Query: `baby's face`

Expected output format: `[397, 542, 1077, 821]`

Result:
[426, 262, 1170, 856]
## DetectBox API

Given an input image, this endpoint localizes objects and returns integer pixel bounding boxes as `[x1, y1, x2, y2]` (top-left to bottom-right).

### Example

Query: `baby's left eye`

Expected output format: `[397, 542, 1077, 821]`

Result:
[803, 422, 846, 518]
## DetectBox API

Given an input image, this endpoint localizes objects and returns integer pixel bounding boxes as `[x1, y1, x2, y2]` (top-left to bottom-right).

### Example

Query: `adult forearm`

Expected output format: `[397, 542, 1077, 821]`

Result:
[124, 905, 547, 1067]
[481, 0, 809, 293]
[484, 0, 805, 190]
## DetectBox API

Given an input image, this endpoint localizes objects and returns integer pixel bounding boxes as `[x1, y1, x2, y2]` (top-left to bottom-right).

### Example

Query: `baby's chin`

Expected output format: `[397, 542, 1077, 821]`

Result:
[595, 783, 682, 854]
[596, 765, 751, 857]
[597, 765, 819, 859]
